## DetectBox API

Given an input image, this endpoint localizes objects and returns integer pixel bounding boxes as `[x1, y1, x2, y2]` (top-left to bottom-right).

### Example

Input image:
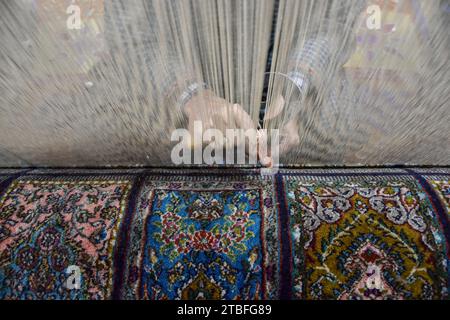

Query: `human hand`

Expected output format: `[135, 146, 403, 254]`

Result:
[264, 94, 301, 156]
[183, 90, 272, 167]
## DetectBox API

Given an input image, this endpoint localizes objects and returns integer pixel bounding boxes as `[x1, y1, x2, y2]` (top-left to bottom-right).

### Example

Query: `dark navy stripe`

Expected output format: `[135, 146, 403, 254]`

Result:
[275, 173, 292, 299]
[0, 169, 33, 197]
[112, 174, 146, 299]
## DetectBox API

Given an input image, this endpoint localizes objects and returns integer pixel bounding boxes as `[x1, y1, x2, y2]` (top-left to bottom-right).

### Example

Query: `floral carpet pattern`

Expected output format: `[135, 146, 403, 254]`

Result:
[0, 177, 132, 299]
[0, 167, 448, 300]
[120, 176, 279, 300]
[284, 176, 447, 299]
[429, 181, 450, 213]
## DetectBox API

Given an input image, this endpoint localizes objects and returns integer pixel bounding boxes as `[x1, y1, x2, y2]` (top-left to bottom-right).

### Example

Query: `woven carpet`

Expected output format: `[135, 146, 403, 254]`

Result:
[0, 168, 448, 300]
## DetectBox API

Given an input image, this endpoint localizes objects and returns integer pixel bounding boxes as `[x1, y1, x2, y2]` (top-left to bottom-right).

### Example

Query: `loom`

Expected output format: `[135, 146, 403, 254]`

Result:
[0, 0, 449, 303]
[0, 0, 448, 168]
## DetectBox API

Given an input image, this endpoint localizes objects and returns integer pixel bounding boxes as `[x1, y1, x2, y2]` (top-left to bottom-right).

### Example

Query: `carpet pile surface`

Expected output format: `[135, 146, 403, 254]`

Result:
[0, 168, 448, 299]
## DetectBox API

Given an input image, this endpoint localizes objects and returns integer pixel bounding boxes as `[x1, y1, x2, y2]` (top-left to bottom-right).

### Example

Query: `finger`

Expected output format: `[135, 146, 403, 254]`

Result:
[264, 94, 285, 121]
[232, 104, 257, 130]
[187, 116, 204, 150]
[229, 104, 259, 163]
[279, 131, 300, 155]
[257, 129, 273, 167]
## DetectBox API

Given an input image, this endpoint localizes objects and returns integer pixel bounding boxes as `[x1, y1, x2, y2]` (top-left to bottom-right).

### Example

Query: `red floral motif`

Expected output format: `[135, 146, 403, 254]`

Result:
[158, 208, 254, 258]
[161, 212, 181, 225]
[16, 246, 39, 270]
[161, 212, 181, 244]
[174, 232, 192, 254]
[228, 210, 250, 225]
[191, 230, 220, 251]
[37, 227, 61, 251]
[154, 189, 261, 263]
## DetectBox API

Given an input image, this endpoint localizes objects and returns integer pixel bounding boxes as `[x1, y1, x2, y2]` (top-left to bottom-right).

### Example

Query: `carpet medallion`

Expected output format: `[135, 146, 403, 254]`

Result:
[283, 175, 448, 299]
[0, 178, 132, 299]
[121, 175, 279, 299]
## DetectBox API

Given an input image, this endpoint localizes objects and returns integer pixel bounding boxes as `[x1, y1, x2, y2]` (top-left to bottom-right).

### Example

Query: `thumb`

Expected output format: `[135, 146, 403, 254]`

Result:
[257, 129, 273, 167]
[187, 117, 203, 150]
